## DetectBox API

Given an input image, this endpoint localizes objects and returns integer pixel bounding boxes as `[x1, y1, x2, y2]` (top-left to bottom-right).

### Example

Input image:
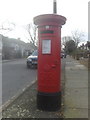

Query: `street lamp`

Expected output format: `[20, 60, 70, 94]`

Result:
[53, 0, 57, 14]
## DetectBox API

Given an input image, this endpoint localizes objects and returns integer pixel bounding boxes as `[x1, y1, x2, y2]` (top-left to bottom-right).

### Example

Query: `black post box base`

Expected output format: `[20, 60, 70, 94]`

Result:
[37, 91, 61, 111]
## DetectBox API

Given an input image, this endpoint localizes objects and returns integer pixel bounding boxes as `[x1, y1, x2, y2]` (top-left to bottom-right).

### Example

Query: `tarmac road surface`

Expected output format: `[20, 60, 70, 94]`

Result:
[2, 59, 37, 105]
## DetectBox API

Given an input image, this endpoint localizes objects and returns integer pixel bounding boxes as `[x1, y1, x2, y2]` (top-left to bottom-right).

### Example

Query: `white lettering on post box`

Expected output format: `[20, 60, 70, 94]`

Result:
[42, 40, 51, 54]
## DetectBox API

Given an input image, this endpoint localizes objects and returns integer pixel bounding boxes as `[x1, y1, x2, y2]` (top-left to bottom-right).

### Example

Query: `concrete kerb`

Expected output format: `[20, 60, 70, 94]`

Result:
[0, 58, 27, 63]
[1, 59, 17, 63]
[2, 58, 26, 63]
[61, 59, 67, 118]
[0, 79, 37, 113]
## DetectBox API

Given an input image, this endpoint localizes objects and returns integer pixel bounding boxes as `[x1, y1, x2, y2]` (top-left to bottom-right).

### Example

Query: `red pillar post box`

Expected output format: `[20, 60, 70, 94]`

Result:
[34, 14, 66, 111]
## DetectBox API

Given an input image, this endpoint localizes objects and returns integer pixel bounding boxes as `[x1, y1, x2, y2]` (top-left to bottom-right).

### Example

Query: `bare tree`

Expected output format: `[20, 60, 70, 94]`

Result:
[0, 21, 16, 34]
[25, 23, 37, 49]
[71, 30, 85, 47]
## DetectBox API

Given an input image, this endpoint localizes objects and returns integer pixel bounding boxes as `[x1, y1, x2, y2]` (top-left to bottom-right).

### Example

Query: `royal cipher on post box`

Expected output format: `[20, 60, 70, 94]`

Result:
[34, 14, 66, 111]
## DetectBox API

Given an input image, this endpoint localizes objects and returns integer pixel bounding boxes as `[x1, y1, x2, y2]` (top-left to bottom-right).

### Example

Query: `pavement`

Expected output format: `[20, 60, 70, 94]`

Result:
[1, 56, 89, 119]
[63, 56, 88, 118]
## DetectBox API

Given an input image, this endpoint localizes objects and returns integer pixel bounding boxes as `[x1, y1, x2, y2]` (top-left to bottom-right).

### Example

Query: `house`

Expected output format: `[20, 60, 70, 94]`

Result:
[1, 35, 36, 59]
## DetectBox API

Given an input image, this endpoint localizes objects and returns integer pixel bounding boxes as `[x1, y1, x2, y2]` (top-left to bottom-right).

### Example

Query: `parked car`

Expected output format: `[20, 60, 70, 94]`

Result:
[61, 52, 66, 58]
[26, 50, 38, 68]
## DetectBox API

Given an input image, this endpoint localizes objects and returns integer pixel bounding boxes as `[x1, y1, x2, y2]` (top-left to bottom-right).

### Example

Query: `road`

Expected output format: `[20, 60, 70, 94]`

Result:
[2, 59, 37, 105]
[2, 58, 66, 106]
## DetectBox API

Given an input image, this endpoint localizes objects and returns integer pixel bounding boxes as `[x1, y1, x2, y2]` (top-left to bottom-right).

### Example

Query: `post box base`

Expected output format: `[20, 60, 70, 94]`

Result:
[37, 91, 61, 111]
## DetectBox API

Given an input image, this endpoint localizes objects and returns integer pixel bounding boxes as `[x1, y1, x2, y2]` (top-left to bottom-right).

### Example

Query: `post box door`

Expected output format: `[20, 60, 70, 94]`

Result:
[38, 35, 61, 93]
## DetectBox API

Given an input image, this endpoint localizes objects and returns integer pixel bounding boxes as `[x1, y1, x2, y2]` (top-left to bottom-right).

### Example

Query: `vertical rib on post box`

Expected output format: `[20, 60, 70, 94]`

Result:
[34, 14, 66, 111]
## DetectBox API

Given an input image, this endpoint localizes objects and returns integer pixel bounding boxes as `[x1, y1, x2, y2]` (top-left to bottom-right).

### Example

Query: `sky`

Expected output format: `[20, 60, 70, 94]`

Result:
[0, 0, 89, 43]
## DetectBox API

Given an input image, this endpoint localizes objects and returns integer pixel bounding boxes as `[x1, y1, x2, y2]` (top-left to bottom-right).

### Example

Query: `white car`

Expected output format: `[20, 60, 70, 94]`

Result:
[26, 50, 38, 68]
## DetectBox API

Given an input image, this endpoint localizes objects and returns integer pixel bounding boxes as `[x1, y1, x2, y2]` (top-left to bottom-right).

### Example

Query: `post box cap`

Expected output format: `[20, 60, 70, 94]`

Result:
[34, 14, 66, 26]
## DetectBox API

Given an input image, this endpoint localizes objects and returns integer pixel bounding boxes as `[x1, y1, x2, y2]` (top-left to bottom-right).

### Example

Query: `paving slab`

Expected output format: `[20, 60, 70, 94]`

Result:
[64, 108, 88, 118]
[64, 56, 88, 118]
[64, 88, 88, 109]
